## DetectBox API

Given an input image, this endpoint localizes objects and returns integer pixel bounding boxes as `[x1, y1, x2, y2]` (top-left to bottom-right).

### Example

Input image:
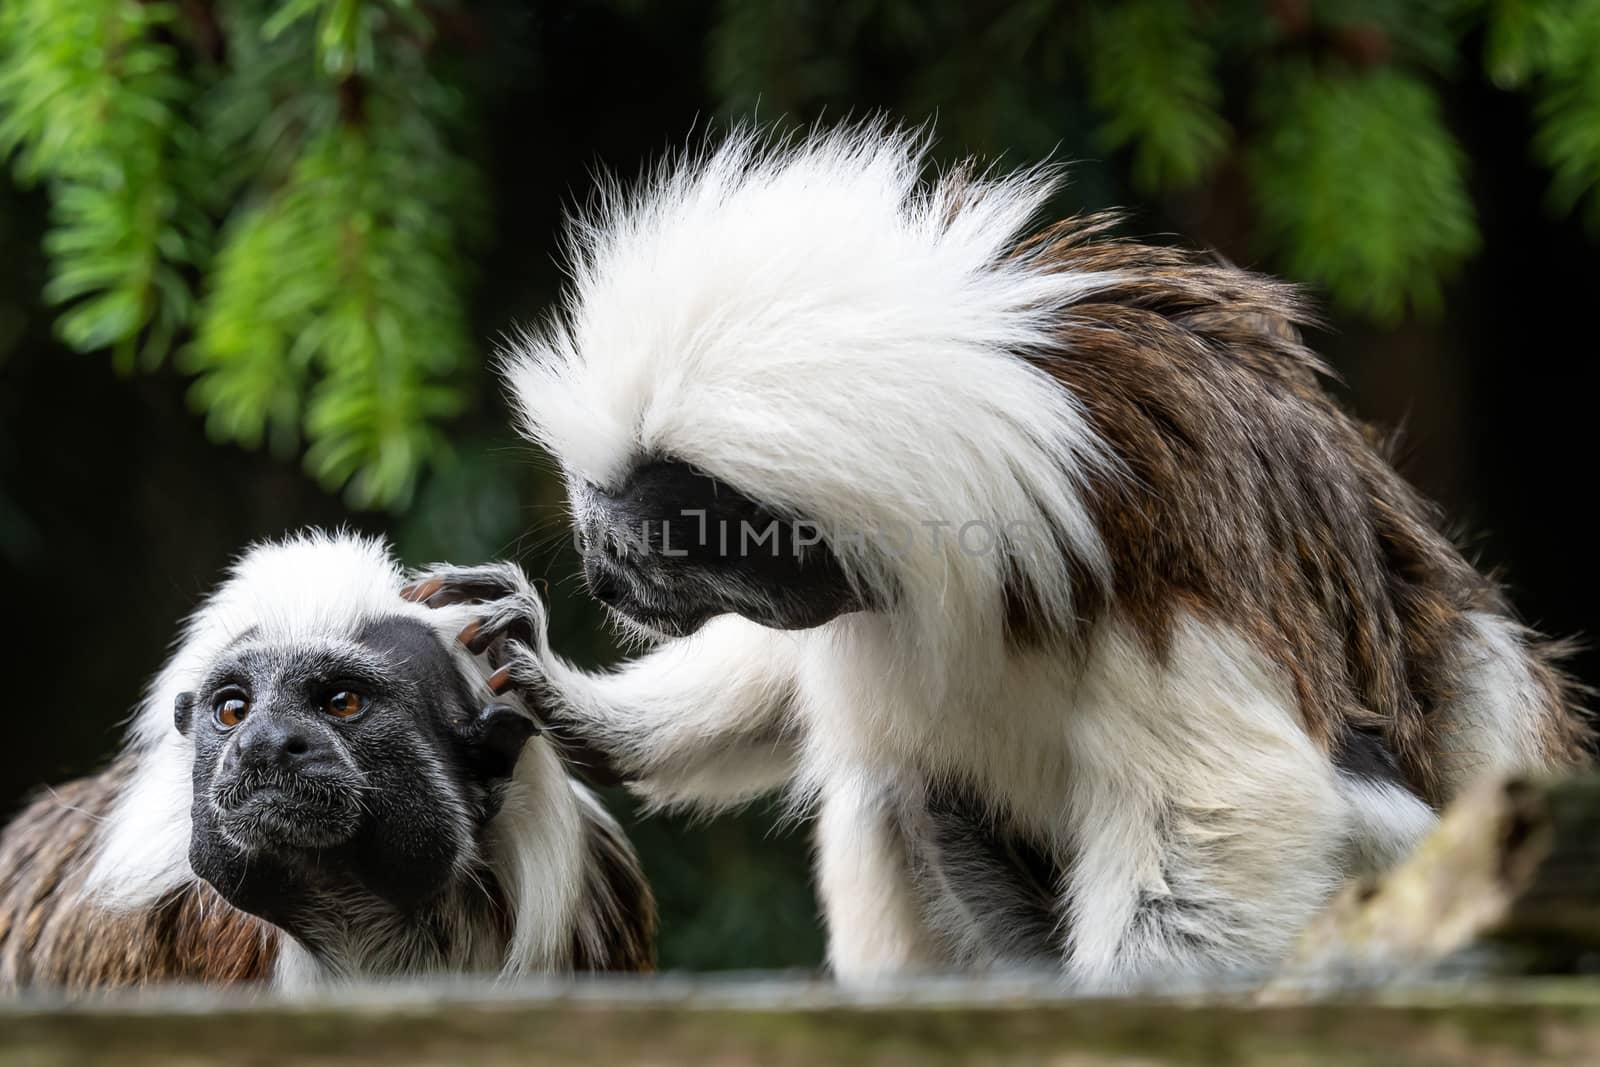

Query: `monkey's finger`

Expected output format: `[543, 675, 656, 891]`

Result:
[403, 563, 528, 609]
[418, 580, 506, 609]
[480, 634, 521, 679]
[484, 657, 544, 697]
[464, 621, 531, 657]
[483, 643, 566, 725]
[487, 664, 517, 696]
[458, 606, 539, 657]
[401, 577, 444, 604]
[477, 643, 625, 787]
[404, 577, 492, 608]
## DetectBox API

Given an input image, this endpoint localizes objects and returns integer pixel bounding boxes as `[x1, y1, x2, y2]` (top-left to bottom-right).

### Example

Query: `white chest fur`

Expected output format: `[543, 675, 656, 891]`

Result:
[795, 610, 1433, 983]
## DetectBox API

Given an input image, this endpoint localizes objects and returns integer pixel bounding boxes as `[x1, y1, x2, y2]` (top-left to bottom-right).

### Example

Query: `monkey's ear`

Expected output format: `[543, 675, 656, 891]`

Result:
[456, 702, 539, 780]
[174, 692, 196, 736]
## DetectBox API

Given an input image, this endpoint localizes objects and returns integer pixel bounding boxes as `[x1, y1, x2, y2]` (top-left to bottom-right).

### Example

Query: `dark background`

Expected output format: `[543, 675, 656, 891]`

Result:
[1, 3, 1595, 972]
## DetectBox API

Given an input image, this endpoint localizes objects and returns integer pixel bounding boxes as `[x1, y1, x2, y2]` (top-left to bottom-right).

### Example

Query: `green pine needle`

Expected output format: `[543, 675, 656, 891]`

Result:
[1509, 0, 1600, 227]
[1085, 0, 1229, 191]
[0, 0, 198, 367]
[184, 3, 475, 509]
[1251, 66, 1480, 321]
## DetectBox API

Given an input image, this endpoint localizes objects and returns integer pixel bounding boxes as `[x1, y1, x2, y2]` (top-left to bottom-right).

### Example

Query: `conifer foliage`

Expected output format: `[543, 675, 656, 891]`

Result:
[1, 0, 475, 507]
[711, 0, 1600, 320]
[4, 1, 1600, 506]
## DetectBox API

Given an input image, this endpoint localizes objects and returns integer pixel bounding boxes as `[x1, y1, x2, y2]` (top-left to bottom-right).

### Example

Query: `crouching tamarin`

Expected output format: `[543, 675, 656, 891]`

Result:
[0, 531, 653, 991]
[414, 123, 1590, 989]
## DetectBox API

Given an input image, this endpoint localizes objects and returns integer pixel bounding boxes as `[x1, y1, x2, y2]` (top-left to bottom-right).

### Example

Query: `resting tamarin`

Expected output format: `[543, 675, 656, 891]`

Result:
[0, 531, 653, 991]
[410, 123, 1589, 988]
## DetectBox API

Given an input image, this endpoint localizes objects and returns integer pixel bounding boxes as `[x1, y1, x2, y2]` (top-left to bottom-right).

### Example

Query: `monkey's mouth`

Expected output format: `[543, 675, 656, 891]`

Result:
[213, 777, 361, 851]
[584, 561, 713, 638]
[611, 601, 714, 639]
[588, 552, 861, 638]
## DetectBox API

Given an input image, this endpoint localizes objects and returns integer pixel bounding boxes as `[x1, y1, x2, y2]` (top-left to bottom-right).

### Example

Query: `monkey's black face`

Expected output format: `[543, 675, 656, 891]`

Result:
[177, 616, 535, 928]
[573, 458, 862, 637]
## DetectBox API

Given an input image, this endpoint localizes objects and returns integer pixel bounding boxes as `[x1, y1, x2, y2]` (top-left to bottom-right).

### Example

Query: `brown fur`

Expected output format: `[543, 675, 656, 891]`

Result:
[0, 759, 656, 990]
[571, 808, 658, 972]
[1007, 214, 1590, 804]
[0, 759, 278, 990]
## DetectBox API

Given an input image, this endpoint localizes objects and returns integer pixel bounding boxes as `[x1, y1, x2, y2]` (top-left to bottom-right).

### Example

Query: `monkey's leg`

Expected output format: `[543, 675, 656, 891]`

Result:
[815, 781, 943, 980]
[1061, 790, 1347, 990]
[410, 563, 804, 813]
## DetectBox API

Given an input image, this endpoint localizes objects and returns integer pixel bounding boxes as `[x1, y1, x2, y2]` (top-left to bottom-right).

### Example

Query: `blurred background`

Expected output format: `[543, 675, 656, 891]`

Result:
[1, 0, 1597, 972]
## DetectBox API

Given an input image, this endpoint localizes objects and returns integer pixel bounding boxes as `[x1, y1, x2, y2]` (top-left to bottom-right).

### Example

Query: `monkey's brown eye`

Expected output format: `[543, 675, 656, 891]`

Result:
[323, 691, 366, 719]
[214, 696, 249, 729]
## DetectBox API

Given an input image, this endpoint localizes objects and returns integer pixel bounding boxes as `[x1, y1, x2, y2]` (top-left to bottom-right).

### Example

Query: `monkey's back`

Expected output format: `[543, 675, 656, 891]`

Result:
[1021, 216, 1592, 804]
[0, 759, 279, 991]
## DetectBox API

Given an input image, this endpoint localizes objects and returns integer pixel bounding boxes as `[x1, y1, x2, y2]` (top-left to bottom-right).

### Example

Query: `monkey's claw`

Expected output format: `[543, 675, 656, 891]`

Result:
[487, 664, 516, 696]
[402, 562, 529, 609]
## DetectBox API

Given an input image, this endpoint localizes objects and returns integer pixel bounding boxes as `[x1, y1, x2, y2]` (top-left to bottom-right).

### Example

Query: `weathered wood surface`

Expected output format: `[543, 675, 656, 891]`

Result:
[3, 978, 1600, 1067]
[6, 774, 1600, 1065]
[1273, 773, 1600, 988]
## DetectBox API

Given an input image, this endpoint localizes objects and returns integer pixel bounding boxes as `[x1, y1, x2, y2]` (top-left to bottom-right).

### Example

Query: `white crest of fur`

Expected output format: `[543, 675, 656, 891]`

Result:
[504, 124, 1122, 666]
[84, 530, 597, 981]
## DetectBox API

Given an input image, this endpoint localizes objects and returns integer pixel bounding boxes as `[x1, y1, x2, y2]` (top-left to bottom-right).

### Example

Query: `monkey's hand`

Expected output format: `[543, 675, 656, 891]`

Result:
[403, 563, 627, 788]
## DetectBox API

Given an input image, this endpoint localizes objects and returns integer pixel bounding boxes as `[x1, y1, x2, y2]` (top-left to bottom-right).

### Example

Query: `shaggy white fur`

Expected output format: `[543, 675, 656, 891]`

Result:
[505, 123, 1123, 671]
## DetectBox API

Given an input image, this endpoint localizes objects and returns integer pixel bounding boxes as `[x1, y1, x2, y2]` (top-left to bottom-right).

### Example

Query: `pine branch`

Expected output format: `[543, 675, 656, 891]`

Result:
[1084, 0, 1229, 191]
[1498, 0, 1600, 227]
[1250, 65, 1479, 320]
[184, 0, 476, 509]
[0, 0, 202, 368]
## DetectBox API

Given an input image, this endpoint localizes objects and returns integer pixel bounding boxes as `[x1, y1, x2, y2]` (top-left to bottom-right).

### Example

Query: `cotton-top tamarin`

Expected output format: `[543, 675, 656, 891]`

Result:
[415, 125, 1589, 988]
[0, 532, 653, 991]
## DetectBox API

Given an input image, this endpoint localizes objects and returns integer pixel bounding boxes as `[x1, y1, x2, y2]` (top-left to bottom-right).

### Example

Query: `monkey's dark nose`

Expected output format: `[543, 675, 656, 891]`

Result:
[233, 717, 333, 775]
[584, 557, 624, 605]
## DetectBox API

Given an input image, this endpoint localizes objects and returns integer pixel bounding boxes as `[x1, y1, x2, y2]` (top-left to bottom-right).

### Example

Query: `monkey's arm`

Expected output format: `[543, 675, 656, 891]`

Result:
[408, 565, 802, 812]
[549, 620, 802, 810]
